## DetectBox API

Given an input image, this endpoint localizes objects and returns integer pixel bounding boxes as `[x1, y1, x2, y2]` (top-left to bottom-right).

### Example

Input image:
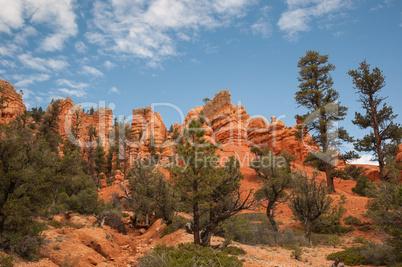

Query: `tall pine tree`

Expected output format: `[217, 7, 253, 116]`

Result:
[348, 61, 402, 180]
[295, 50, 351, 192]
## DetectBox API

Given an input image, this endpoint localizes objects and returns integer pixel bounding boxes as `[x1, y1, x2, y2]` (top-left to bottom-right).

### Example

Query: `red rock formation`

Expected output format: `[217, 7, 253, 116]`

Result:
[247, 116, 315, 163]
[0, 79, 26, 124]
[396, 144, 402, 165]
[50, 97, 114, 151]
[129, 106, 170, 160]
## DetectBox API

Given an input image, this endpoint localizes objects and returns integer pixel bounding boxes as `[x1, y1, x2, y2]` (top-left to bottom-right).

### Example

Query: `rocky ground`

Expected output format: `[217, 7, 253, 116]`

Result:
[12, 168, 384, 267]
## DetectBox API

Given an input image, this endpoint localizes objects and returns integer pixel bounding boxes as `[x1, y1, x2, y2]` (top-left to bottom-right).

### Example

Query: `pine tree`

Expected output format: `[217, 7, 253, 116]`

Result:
[39, 101, 62, 154]
[348, 61, 402, 180]
[94, 137, 107, 186]
[251, 149, 295, 231]
[289, 172, 332, 243]
[295, 50, 351, 192]
[169, 118, 254, 246]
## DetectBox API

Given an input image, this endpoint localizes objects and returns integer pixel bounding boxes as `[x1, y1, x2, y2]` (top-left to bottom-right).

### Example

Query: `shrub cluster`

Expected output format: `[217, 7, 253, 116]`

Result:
[138, 243, 243, 267]
[327, 242, 401, 266]
[160, 216, 189, 238]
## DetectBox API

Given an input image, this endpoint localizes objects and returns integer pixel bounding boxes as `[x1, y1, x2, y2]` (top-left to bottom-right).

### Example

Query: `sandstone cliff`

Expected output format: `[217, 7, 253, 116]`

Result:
[0, 79, 26, 124]
[48, 97, 114, 151]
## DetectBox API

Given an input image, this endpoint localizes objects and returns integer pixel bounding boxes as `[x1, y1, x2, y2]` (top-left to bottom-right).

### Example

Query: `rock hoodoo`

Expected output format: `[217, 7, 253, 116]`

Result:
[0, 79, 26, 124]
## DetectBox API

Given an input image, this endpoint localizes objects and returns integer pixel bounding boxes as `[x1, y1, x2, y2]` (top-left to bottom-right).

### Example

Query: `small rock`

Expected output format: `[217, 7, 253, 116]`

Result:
[155, 227, 160, 232]
[139, 228, 146, 235]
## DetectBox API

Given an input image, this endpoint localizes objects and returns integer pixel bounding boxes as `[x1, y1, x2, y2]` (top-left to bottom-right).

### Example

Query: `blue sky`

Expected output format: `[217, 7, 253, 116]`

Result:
[1, 0, 401, 164]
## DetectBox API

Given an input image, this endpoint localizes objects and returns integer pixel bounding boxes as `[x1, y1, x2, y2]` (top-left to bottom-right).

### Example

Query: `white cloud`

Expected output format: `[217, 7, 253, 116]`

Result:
[75, 41, 88, 53]
[14, 73, 50, 87]
[0, 0, 24, 34]
[56, 79, 89, 89]
[87, 0, 253, 64]
[82, 65, 104, 77]
[349, 154, 379, 166]
[0, 0, 78, 51]
[108, 86, 120, 94]
[103, 60, 115, 70]
[58, 88, 86, 98]
[18, 54, 68, 71]
[278, 0, 352, 40]
[250, 6, 272, 38]
[26, 0, 78, 51]
[251, 18, 272, 38]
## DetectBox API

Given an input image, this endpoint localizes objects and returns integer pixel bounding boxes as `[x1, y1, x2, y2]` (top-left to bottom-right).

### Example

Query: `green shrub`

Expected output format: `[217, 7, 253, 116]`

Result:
[291, 245, 303, 261]
[0, 254, 13, 267]
[160, 216, 189, 238]
[343, 215, 362, 226]
[311, 234, 341, 247]
[327, 243, 401, 266]
[138, 243, 243, 267]
[216, 215, 308, 247]
[327, 247, 369, 265]
[96, 209, 126, 234]
[358, 225, 372, 232]
[353, 236, 368, 244]
[312, 204, 354, 235]
[352, 175, 374, 196]
[122, 212, 129, 218]
[222, 246, 247, 255]
[53, 244, 61, 250]
[48, 220, 62, 228]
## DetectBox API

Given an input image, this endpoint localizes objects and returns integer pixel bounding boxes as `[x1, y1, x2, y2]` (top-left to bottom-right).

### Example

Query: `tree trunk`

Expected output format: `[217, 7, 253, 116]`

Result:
[193, 203, 200, 245]
[305, 219, 311, 244]
[201, 222, 217, 247]
[267, 201, 278, 232]
[325, 162, 335, 193]
[370, 98, 385, 180]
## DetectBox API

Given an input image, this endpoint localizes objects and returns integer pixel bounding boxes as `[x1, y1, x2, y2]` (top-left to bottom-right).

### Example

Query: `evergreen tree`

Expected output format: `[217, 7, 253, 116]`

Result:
[126, 160, 176, 226]
[251, 148, 295, 231]
[28, 106, 45, 123]
[94, 137, 107, 186]
[169, 118, 254, 246]
[0, 122, 53, 259]
[348, 61, 402, 180]
[366, 182, 401, 257]
[200, 156, 254, 246]
[289, 172, 332, 243]
[38, 101, 62, 154]
[83, 124, 97, 176]
[295, 50, 352, 192]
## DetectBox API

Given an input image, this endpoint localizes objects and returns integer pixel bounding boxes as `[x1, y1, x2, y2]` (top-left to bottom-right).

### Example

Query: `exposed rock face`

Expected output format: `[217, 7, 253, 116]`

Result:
[184, 90, 314, 163]
[51, 97, 114, 151]
[129, 106, 169, 159]
[0, 79, 26, 124]
[247, 116, 315, 163]
[396, 144, 402, 165]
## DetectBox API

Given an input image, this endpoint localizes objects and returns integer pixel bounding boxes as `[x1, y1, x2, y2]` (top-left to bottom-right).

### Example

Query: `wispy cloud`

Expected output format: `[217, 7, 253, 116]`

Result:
[103, 60, 115, 70]
[18, 54, 68, 71]
[0, 0, 78, 51]
[82, 65, 104, 77]
[278, 0, 352, 40]
[56, 79, 89, 90]
[75, 41, 88, 53]
[251, 6, 272, 38]
[108, 86, 120, 94]
[87, 0, 253, 65]
[14, 73, 51, 87]
[58, 88, 86, 98]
